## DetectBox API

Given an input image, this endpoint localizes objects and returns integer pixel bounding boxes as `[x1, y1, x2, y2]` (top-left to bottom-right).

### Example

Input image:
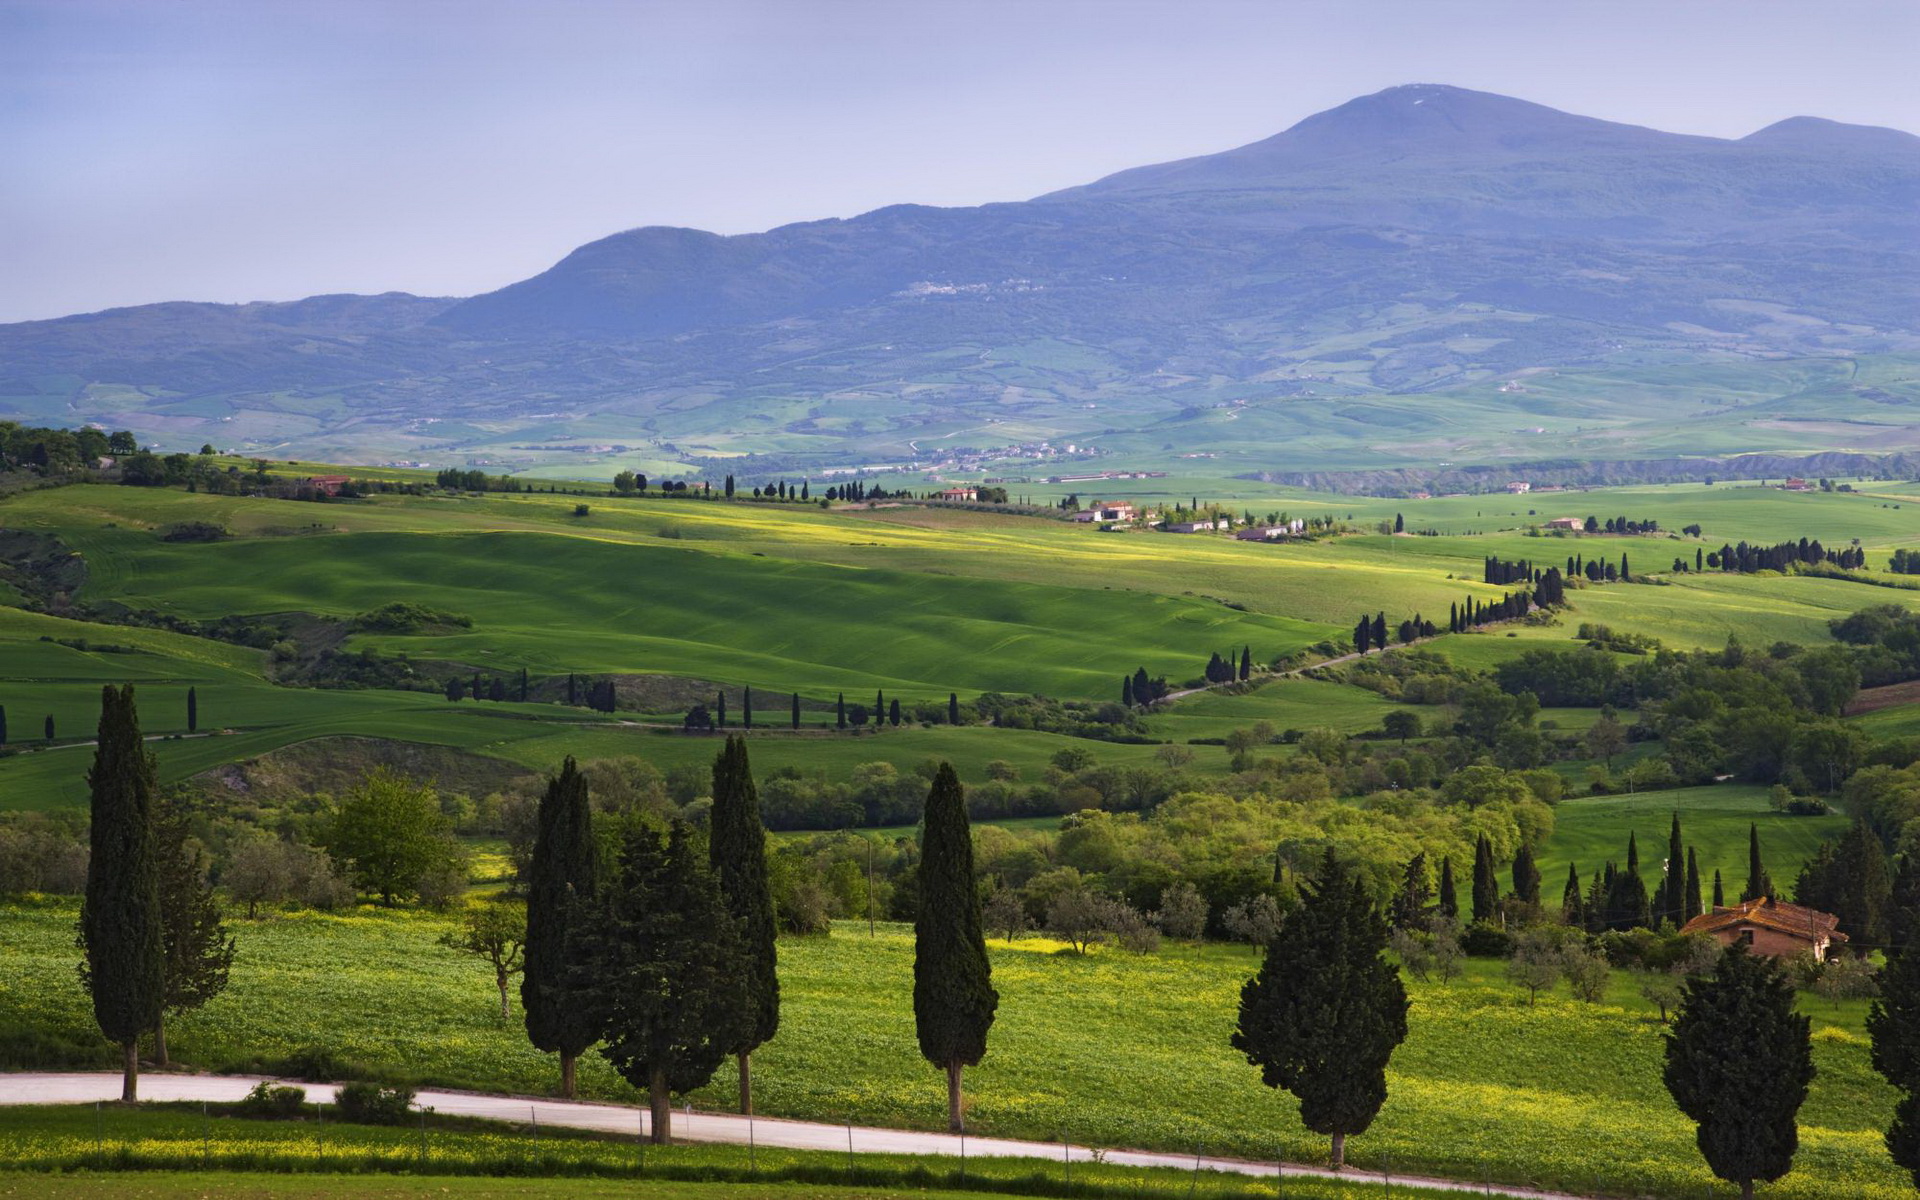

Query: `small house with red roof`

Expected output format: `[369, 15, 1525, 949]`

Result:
[1680, 896, 1845, 961]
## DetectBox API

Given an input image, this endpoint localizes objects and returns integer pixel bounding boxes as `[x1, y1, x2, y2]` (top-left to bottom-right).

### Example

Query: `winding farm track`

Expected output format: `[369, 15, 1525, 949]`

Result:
[0, 1071, 1595, 1200]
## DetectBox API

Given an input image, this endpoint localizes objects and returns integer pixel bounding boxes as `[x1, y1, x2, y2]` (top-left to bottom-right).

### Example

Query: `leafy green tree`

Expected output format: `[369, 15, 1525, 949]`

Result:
[914, 763, 997, 1132]
[78, 684, 164, 1102]
[1382, 711, 1420, 744]
[439, 900, 525, 1019]
[151, 793, 234, 1066]
[575, 822, 748, 1144]
[1233, 849, 1409, 1168]
[1664, 946, 1814, 1200]
[1868, 939, 1920, 1189]
[321, 769, 458, 906]
[709, 737, 779, 1115]
[523, 757, 597, 1098]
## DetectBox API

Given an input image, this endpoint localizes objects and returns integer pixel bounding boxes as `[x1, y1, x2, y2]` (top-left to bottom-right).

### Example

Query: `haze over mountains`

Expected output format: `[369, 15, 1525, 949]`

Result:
[4, 84, 1918, 475]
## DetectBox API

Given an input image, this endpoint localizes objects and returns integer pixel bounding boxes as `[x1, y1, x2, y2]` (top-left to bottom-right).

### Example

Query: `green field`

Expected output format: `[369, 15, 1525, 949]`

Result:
[0, 898, 1905, 1199]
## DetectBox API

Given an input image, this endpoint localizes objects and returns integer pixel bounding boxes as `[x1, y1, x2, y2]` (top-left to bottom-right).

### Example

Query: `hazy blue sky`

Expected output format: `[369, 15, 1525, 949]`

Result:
[4, 0, 1916, 322]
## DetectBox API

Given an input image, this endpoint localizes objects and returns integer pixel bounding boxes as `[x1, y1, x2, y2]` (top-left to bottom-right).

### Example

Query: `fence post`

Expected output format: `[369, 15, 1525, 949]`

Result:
[1062, 1132, 1071, 1194]
[418, 1109, 427, 1169]
[316, 1100, 325, 1168]
[202, 1100, 210, 1165]
[847, 1118, 855, 1180]
[93, 1099, 101, 1162]
[1188, 1140, 1204, 1199]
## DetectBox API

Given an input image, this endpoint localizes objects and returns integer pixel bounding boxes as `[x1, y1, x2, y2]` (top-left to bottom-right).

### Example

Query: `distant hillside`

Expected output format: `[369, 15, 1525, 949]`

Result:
[2, 84, 1917, 475]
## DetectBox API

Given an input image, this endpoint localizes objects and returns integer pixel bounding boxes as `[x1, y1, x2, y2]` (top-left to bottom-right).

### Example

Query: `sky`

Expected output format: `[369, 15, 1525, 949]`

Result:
[4, 0, 1917, 323]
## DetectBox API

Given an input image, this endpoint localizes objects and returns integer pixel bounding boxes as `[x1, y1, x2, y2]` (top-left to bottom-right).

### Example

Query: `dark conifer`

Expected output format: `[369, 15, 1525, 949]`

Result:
[716, 690, 726, 729]
[78, 684, 164, 1102]
[1122, 675, 1135, 707]
[1233, 849, 1409, 1169]
[1664, 813, 1686, 926]
[742, 685, 752, 729]
[709, 737, 778, 1115]
[523, 757, 598, 1098]
[1471, 835, 1499, 923]
[889, 698, 902, 727]
[445, 677, 464, 702]
[1664, 946, 1814, 1199]
[568, 673, 578, 705]
[874, 689, 885, 729]
[1512, 841, 1541, 907]
[576, 822, 747, 1144]
[949, 693, 961, 725]
[1714, 869, 1726, 909]
[1685, 847, 1704, 921]
[836, 694, 847, 730]
[1437, 856, 1458, 920]
[1240, 646, 1252, 681]
[186, 687, 198, 733]
[913, 763, 997, 1133]
[1562, 863, 1584, 926]
[152, 792, 234, 1067]
[1743, 824, 1772, 902]
[489, 677, 507, 702]
[1390, 853, 1429, 930]
[1372, 612, 1387, 648]
[519, 668, 529, 702]
[0, 703, 7, 744]
[791, 692, 801, 730]
[45, 714, 54, 741]
[1869, 938, 1920, 1188]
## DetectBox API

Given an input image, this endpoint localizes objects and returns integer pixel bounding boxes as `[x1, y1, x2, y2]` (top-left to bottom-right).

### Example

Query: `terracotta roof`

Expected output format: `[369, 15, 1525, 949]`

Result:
[1681, 896, 1846, 943]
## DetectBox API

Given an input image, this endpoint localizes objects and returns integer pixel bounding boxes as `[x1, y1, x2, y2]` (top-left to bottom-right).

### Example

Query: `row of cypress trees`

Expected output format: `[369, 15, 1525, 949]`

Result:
[520, 738, 997, 1141]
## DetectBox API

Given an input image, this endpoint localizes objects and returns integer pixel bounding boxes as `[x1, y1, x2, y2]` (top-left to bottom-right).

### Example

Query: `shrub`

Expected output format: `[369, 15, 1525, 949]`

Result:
[335, 1081, 415, 1125]
[276, 1044, 347, 1082]
[1460, 921, 1513, 958]
[235, 1081, 309, 1119]
[157, 520, 229, 543]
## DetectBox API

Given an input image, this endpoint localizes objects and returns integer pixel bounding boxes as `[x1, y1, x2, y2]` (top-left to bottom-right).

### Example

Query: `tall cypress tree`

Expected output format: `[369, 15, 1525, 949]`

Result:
[1389, 852, 1429, 931]
[1471, 835, 1499, 923]
[1512, 841, 1541, 907]
[576, 822, 748, 1144]
[1233, 848, 1409, 1168]
[523, 757, 598, 1098]
[742, 685, 752, 730]
[78, 684, 164, 1102]
[1869, 939, 1920, 1189]
[1437, 856, 1458, 920]
[568, 674, 578, 706]
[186, 687, 198, 734]
[709, 737, 779, 1115]
[913, 763, 997, 1133]
[1122, 675, 1135, 707]
[1562, 863, 1584, 927]
[0, 703, 7, 744]
[1685, 847, 1704, 922]
[791, 692, 801, 730]
[1743, 824, 1772, 902]
[1664, 946, 1813, 1200]
[1239, 646, 1252, 681]
[519, 668, 529, 702]
[949, 693, 960, 725]
[874, 689, 885, 729]
[1663, 813, 1686, 926]
[151, 792, 234, 1066]
[716, 690, 726, 729]
[836, 694, 846, 730]
[1714, 869, 1726, 909]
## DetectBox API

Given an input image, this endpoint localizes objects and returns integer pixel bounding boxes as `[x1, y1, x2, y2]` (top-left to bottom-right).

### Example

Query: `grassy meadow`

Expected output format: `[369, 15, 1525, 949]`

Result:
[1, 896, 1906, 1200]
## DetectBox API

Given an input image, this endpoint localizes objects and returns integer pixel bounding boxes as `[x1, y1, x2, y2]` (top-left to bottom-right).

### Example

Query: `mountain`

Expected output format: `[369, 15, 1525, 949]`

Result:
[3, 84, 1917, 474]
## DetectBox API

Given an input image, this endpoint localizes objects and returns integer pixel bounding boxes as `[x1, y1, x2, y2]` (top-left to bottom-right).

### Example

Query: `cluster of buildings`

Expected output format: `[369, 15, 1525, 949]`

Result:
[1065, 504, 1308, 541]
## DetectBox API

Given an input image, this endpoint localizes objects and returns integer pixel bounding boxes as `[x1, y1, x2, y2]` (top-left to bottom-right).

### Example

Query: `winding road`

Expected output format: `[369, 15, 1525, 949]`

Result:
[0, 1071, 1592, 1199]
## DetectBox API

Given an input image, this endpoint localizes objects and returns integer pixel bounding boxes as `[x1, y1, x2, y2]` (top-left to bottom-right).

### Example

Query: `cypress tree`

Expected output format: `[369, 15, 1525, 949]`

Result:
[889, 698, 902, 727]
[1664, 946, 1814, 1199]
[152, 792, 234, 1067]
[1239, 646, 1252, 681]
[1743, 824, 1771, 902]
[519, 668, 529, 702]
[743, 685, 752, 730]
[1664, 813, 1686, 926]
[836, 694, 847, 730]
[913, 763, 997, 1133]
[1562, 863, 1584, 927]
[1512, 841, 1541, 907]
[78, 684, 164, 1102]
[568, 673, 578, 705]
[186, 687, 198, 734]
[1471, 835, 1499, 924]
[1389, 852, 1430, 931]
[1122, 675, 1135, 707]
[949, 693, 961, 725]
[1869, 939, 1920, 1189]
[523, 757, 598, 1098]
[1372, 612, 1387, 649]
[716, 690, 726, 729]
[45, 714, 54, 742]
[874, 689, 885, 729]
[1437, 856, 1458, 920]
[0, 703, 7, 744]
[576, 822, 748, 1144]
[1714, 869, 1726, 908]
[1233, 848, 1409, 1169]
[709, 737, 779, 1115]
[1891, 854, 1920, 953]
[1354, 616, 1370, 655]
[1685, 847, 1704, 922]
[791, 692, 801, 730]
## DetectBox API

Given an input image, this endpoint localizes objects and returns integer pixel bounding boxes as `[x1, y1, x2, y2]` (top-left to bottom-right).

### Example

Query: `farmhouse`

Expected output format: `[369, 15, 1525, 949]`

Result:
[1072, 501, 1137, 523]
[1782, 477, 1813, 492]
[1545, 516, 1585, 530]
[1165, 519, 1219, 534]
[303, 475, 350, 497]
[936, 487, 978, 501]
[1234, 518, 1307, 542]
[1506, 481, 1532, 494]
[1680, 896, 1847, 961]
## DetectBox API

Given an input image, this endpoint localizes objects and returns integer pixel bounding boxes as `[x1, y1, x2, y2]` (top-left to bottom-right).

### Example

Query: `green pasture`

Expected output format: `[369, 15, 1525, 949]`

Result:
[0, 898, 1904, 1199]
